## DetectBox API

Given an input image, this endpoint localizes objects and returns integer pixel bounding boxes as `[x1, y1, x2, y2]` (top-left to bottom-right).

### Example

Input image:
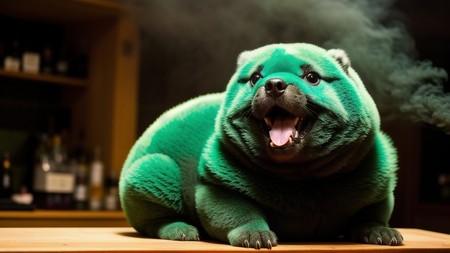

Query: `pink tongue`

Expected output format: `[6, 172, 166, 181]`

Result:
[269, 117, 296, 146]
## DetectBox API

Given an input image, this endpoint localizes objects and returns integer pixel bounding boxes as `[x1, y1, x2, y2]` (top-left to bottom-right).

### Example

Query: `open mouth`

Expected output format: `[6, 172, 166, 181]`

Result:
[262, 106, 315, 148]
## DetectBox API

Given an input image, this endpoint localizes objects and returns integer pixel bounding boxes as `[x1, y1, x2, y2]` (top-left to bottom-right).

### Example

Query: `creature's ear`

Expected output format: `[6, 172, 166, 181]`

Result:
[237, 50, 251, 68]
[327, 49, 351, 74]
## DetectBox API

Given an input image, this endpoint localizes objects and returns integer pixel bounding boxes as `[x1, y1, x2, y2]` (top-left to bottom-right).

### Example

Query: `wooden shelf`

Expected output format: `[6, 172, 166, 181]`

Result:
[0, 210, 128, 227]
[0, 69, 87, 87]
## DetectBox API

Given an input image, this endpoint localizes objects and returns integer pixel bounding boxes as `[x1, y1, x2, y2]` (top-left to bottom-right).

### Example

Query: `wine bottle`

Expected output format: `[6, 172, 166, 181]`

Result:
[89, 147, 104, 210]
[1, 152, 12, 199]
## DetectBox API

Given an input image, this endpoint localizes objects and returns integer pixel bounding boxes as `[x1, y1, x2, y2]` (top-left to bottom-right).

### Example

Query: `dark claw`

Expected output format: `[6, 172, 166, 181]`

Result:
[389, 237, 398, 246]
[243, 239, 250, 248]
[389, 237, 399, 245]
[255, 240, 261, 249]
[376, 237, 383, 245]
[267, 240, 272, 250]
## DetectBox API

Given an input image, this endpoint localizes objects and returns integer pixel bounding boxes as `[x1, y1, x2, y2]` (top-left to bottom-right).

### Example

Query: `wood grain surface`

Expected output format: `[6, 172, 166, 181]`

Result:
[0, 227, 449, 252]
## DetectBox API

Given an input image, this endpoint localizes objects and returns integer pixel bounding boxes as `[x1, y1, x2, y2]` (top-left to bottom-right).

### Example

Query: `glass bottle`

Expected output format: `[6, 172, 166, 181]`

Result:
[1, 152, 12, 199]
[4, 39, 21, 72]
[73, 156, 89, 210]
[89, 147, 104, 210]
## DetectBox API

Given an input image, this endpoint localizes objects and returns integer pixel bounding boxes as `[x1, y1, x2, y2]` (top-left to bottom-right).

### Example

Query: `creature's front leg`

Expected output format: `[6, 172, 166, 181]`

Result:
[196, 183, 277, 249]
[348, 194, 403, 246]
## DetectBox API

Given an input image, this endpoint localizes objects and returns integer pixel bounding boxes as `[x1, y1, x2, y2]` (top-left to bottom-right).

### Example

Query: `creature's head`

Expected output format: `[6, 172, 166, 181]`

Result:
[218, 43, 380, 178]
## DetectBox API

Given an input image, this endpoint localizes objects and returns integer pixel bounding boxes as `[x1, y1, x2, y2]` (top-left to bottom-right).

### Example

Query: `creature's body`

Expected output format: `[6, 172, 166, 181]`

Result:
[119, 43, 403, 248]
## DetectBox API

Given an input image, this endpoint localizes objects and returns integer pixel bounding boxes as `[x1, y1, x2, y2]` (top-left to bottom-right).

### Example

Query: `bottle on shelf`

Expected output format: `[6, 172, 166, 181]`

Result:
[55, 47, 69, 76]
[73, 156, 89, 210]
[1, 152, 12, 199]
[4, 39, 21, 72]
[104, 169, 119, 211]
[41, 46, 54, 74]
[33, 134, 53, 209]
[33, 134, 75, 209]
[22, 43, 40, 74]
[89, 147, 104, 210]
[51, 134, 74, 209]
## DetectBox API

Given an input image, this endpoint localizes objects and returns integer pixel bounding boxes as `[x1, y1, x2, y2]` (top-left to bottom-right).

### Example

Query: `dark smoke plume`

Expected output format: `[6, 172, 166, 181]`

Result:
[127, 0, 450, 133]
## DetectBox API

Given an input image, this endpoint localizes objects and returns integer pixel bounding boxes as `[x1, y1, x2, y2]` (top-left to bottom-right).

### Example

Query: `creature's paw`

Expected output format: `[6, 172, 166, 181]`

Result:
[158, 222, 200, 241]
[228, 229, 278, 249]
[351, 225, 403, 246]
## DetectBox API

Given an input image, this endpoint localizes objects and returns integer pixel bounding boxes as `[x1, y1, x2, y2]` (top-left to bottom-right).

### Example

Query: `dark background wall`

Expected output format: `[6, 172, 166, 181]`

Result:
[134, 0, 450, 132]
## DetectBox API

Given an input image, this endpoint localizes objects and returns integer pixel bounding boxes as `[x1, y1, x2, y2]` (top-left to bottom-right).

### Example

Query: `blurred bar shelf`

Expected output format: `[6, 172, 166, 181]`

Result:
[0, 210, 128, 227]
[0, 69, 88, 87]
[0, 0, 139, 220]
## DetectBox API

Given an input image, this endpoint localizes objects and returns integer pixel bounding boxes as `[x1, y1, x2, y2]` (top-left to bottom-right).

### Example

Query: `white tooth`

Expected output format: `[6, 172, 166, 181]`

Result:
[294, 117, 300, 126]
[288, 137, 293, 145]
[294, 130, 299, 138]
[264, 117, 272, 128]
[270, 142, 276, 147]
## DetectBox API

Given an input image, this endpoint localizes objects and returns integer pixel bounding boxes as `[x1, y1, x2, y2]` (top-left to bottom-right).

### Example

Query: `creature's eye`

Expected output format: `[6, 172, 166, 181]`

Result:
[250, 72, 263, 87]
[304, 72, 321, 85]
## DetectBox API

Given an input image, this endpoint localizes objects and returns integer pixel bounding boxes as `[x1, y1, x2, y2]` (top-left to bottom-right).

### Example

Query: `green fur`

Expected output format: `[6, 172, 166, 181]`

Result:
[119, 43, 402, 248]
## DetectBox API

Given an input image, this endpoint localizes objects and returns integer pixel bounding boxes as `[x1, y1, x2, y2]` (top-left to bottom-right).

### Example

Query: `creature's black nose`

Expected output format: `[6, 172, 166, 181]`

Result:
[265, 78, 288, 99]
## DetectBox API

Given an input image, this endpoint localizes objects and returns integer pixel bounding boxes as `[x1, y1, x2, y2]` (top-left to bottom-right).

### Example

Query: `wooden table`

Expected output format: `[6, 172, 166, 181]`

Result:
[0, 227, 449, 252]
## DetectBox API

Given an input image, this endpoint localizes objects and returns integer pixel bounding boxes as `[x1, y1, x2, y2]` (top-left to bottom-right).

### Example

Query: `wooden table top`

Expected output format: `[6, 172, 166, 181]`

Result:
[0, 227, 449, 252]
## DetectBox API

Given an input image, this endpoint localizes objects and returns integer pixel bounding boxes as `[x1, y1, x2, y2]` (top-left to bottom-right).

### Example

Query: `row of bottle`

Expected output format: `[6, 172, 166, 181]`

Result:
[0, 38, 88, 78]
[1, 134, 120, 210]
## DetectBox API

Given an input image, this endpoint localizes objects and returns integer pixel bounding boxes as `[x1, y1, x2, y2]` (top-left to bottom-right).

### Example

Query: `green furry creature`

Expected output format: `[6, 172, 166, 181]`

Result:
[119, 43, 403, 249]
